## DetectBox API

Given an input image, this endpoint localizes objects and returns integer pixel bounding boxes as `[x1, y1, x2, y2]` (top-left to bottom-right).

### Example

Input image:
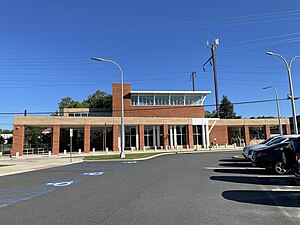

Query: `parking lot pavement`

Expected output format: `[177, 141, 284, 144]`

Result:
[208, 156, 300, 223]
[0, 151, 299, 225]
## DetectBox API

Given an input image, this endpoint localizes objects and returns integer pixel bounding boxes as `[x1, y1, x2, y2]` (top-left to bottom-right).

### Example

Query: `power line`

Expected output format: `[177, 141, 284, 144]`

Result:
[0, 96, 297, 115]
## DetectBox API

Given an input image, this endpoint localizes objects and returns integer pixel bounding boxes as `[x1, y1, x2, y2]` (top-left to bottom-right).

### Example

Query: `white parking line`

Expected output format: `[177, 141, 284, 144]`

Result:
[204, 167, 264, 170]
[271, 189, 300, 192]
[255, 175, 294, 178]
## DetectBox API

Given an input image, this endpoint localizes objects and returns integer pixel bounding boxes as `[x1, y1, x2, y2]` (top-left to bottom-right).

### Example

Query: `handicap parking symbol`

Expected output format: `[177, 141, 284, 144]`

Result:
[82, 172, 106, 176]
[42, 180, 79, 187]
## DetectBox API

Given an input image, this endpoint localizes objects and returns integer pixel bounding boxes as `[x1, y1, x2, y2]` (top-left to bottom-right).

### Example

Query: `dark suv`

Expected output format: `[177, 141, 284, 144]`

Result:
[282, 138, 300, 182]
[251, 141, 291, 174]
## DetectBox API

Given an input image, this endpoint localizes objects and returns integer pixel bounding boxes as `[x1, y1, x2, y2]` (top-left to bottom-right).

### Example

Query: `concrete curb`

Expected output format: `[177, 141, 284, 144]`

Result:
[83, 148, 242, 162]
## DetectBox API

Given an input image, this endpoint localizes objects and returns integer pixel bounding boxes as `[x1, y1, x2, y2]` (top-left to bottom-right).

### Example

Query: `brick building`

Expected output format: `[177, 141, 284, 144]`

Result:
[12, 84, 291, 156]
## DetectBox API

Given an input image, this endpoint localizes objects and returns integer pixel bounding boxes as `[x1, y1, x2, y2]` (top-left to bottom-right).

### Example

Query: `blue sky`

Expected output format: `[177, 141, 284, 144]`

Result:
[1, 0, 300, 129]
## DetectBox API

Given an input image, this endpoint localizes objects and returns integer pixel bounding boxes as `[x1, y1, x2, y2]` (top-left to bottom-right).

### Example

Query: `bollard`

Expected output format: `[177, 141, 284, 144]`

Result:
[186, 145, 189, 150]
[216, 144, 219, 149]
[225, 144, 227, 148]
[105, 147, 108, 153]
[175, 145, 178, 150]
[16, 152, 20, 158]
[233, 143, 237, 148]
[92, 148, 95, 154]
[131, 147, 134, 152]
[0, 152, 2, 158]
[242, 143, 246, 147]
[48, 151, 51, 156]
[154, 146, 157, 151]
[143, 146, 146, 151]
[165, 145, 168, 151]
[64, 150, 67, 155]
[79, 149, 81, 154]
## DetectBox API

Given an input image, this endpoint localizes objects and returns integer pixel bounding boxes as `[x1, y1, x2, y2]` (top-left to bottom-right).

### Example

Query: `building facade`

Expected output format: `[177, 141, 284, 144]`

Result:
[12, 84, 291, 156]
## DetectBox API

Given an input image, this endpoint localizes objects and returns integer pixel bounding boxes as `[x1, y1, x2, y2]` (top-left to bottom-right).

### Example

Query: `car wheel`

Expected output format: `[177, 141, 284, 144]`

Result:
[273, 160, 289, 175]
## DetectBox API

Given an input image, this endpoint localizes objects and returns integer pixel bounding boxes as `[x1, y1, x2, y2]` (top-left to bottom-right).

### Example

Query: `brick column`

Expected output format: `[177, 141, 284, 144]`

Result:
[139, 124, 144, 151]
[84, 125, 90, 153]
[163, 124, 169, 149]
[243, 125, 250, 146]
[52, 125, 60, 155]
[113, 124, 119, 152]
[12, 125, 25, 156]
[264, 125, 270, 139]
[285, 124, 291, 134]
[188, 124, 194, 149]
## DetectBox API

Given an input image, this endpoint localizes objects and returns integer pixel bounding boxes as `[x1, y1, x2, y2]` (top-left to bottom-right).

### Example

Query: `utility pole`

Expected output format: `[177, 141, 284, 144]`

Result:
[191, 72, 196, 91]
[203, 38, 220, 118]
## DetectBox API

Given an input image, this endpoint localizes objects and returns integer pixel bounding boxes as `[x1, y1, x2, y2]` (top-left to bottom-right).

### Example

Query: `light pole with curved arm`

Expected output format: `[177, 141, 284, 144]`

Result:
[91, 57, 125, 158]
[266, 52, 299, 134]
[263, 86, 283, 135]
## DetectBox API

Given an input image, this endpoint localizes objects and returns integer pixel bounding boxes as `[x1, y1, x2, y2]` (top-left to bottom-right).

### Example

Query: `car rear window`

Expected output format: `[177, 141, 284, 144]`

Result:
[266, 137, 286, 146]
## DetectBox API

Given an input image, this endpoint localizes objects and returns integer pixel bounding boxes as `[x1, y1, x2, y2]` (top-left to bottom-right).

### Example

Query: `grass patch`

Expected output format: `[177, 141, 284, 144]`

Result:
[84, 152, 166, 160]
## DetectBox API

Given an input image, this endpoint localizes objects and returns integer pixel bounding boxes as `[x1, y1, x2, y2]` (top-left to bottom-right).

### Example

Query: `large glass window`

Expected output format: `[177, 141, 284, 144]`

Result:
[249, 126, 265, 140]
[270, 126, 280, 135]
[170, 95, 184, 105]
[131, 93, 206, 106]
[228, 127, 244, 146]
[125, 126, 136, 148]
[155, 95, 169, 105]
[193, 125, 203, 145]
[144, 126, 154, 146]
[176, 125, 187, 145]
[139, 95, 154, 105]
[131, 95, 138, 105]
[186, 95, 201, 105]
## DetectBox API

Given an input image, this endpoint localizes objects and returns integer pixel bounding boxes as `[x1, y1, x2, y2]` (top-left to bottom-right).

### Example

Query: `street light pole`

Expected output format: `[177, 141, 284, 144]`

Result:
[266, 52, 299, 134]
[91, 57, 125, 158]
[263, 86, 283, 135]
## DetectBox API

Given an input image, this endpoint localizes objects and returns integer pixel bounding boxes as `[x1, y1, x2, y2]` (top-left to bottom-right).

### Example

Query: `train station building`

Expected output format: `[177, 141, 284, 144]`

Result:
[12, 83, 291, 156]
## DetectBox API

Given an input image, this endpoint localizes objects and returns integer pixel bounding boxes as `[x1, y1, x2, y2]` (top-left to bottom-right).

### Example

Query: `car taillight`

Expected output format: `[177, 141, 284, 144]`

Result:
[257, 152, 268, 158]
[295, 152, 300, 160]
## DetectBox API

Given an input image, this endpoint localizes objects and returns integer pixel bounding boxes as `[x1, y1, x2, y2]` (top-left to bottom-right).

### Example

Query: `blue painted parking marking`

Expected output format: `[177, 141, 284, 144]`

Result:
[41, 180, 79, 187]
[0, 188, 50, 207]
[81, 172, 106, 176]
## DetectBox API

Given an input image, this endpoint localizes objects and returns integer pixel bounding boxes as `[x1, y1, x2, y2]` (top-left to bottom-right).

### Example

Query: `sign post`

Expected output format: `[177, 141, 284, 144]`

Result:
[70, 129, 73, 163]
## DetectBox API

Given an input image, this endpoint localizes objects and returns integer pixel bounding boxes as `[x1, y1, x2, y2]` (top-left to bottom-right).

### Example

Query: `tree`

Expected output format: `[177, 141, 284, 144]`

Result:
[205, 110, 216, 118]
[58, 90, 112, 112]
[83, 90, 112, 108]
[219, 95, 241, 119]
[58, 97, 88, 112]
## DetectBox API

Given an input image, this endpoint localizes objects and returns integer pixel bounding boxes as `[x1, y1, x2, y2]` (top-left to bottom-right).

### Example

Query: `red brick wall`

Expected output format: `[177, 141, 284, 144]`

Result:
[163, 124, 168, 149]
[188, 124, 194, 148]
[139, 124, 144, 150]
[112, 84, 205, 118]
[209, 125, 228, 145]
[112, 124, 119, 152]
[285, 124, 291, 134]
[52, 125, 60, 155]
[12, 125, 25, 156]
[243, 125, 250, 146]
[84, 125, 90, 153]
[264, 125, 271, 139]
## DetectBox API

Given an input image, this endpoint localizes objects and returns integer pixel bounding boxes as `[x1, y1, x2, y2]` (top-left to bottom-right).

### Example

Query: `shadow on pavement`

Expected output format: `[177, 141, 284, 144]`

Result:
[219, 158, 248, 163]
[210, 175, 298, 186]
[219, 162, 253, 167]
[222, 190, 300, 207]
[214, 168, 272, 175]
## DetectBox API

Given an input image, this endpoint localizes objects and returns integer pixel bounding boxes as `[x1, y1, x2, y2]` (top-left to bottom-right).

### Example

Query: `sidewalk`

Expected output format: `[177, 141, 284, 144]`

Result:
[0, 148, 242, 177]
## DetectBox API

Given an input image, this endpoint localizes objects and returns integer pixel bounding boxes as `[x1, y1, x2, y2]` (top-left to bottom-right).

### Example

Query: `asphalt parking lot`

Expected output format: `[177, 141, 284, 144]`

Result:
[0, 151, 299, 225]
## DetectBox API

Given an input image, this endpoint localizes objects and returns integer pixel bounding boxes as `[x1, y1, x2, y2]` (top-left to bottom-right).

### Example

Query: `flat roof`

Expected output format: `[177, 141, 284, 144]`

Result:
[130, 91, 211, 94]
